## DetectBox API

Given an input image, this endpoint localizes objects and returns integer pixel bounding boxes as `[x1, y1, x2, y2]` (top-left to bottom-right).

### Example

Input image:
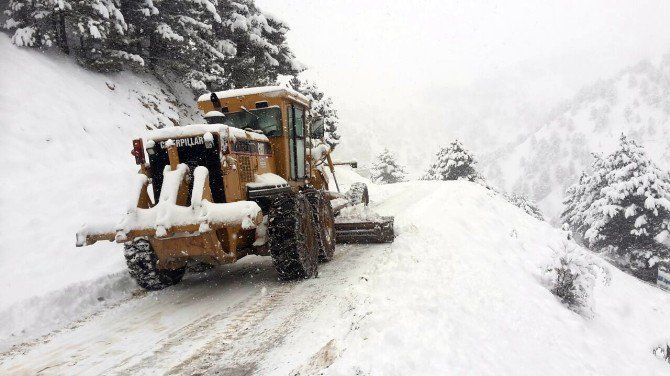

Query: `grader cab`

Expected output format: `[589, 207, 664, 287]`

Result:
[76, 86, 394, 290]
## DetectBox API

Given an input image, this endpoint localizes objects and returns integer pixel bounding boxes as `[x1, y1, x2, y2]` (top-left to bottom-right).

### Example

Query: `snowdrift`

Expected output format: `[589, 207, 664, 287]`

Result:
[0, 34, 198, 348]
[263, 180, 670, 375]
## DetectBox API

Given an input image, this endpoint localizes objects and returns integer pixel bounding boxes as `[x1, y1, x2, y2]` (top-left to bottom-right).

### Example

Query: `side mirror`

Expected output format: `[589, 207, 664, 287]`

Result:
[311, 117, 325, 139]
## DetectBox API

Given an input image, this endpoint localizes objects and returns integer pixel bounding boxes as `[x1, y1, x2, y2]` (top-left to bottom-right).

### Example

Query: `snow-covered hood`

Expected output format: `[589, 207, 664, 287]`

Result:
[145, 123, 269, 143]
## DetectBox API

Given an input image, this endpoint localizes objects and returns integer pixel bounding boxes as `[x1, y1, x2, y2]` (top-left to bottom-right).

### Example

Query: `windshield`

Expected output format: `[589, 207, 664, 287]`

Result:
[223, 107, 282, 137]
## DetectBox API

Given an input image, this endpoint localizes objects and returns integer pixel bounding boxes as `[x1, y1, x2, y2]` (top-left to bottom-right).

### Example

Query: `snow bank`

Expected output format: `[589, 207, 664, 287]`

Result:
[262, 180, 670, 375]
[325, 165, 371, 193]
[0, 272, 136, 351]
[333, 181, 670, 374]
[0, 34, 198, 348]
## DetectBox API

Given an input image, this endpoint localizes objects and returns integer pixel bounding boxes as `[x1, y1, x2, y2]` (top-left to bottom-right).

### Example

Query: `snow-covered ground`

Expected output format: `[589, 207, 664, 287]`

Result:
[1, 169, 670, 374]
[0, 34, 199, 345]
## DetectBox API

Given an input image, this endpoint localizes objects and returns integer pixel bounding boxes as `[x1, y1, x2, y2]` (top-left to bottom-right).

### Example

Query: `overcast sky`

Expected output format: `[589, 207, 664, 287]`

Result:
[256, 0, 670, 171]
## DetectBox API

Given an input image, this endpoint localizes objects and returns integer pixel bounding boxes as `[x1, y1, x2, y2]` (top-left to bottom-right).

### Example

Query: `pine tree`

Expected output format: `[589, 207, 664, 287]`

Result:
[561, 156, 608, 239]
[584, 136, 670, 248]
[3, 0, 140, 71]
[139, 0, 225, 92]
[371, 149, 407, 184]
[423, 140, 481, 182]
[3, 0, 63, 50]
[506, 193, 544, 221]
[71, 0, 141, 72]
[216, 0, 303, 89]
[563, 135, 670, 270]
[2, 0, 302, 92]
[117, 0, 159, 67]
[289, 77, 340, 150]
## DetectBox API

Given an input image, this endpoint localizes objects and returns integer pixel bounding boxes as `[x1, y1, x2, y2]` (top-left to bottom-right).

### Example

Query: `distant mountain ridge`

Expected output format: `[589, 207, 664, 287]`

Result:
[485, 54, 670, 222]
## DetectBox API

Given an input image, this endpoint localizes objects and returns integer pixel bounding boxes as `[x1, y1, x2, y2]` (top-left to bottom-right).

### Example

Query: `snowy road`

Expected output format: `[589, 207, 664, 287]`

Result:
[0, 243, 385, 375]
[0, 183, 417, 375]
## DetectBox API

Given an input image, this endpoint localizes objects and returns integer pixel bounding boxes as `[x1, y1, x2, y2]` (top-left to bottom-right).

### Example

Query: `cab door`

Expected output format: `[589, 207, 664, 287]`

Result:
[287, 104, 307, 180]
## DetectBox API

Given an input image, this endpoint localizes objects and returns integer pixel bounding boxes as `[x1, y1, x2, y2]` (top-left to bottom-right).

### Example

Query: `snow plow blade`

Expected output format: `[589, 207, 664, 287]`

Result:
[335, 216, 395, 244]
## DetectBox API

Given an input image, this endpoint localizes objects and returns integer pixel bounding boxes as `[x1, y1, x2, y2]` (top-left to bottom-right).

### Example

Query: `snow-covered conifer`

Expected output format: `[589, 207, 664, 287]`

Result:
[142, 0, 226, 92]
[563, 135, 670, 270]
[216, 0, 303, 89]
[371, 149, 407, 184]
[290, 77, 340, 150]
[2, 0, 301, 92]
[3, 0, 63, 50]
[506, 193, 544, 221]
[423, 140, 481, 182]
[3, 0, 139, 71]
[71, 0, 140, 72]
[584, 136, 670, 256]
[560, 159, 607, 239]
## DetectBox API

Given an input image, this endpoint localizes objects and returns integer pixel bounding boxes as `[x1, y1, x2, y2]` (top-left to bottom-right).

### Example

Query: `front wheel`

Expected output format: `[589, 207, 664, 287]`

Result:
[268, 193, 319, 280]
[124, 239, 185, 290]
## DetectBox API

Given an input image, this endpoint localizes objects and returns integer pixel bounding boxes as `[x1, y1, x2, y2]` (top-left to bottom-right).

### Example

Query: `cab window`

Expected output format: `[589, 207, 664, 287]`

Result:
[288, 105, 307, 180]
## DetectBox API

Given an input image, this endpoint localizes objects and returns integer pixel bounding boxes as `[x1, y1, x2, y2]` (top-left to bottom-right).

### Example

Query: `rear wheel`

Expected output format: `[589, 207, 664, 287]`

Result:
[304, 188, 336, 262]
[268, 193, 319, 279]
[347, 182, 369, 206]
[124, 239, 186, 290]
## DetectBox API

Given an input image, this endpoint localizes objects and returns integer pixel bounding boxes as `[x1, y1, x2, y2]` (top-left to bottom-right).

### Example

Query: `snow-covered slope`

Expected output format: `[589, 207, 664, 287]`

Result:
[0, 34, 199, 341]
[487, 56, 670, 221]
[264, 180, 670, 375]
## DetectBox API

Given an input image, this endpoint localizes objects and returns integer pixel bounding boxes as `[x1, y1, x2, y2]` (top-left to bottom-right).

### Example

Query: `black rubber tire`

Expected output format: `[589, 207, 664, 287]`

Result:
[268, 192, 319, 280]
[303, 188, 336, 262]
[347, 182, 369, 206]
[123, 239, 186, 291]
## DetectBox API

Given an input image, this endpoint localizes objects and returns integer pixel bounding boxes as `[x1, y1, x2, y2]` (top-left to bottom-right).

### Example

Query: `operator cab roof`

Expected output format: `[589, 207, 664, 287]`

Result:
[197, 86, 310, 108]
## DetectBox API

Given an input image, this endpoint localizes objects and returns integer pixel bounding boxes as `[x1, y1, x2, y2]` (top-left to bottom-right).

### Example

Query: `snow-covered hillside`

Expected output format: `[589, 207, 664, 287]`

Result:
[0, 34, 200, 343]
[487, 55, 670, 221]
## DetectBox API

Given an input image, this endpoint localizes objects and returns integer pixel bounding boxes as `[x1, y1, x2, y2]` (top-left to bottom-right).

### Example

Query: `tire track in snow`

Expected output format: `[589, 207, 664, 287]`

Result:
[166, 283, 297, 375]
[0, 289, 146, 365]
[167, 244, 370, 375]
[0, 261, 279, 374]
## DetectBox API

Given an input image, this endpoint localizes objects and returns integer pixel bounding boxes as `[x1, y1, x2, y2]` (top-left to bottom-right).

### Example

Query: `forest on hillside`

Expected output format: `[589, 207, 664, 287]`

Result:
[4, 0, 300, 93]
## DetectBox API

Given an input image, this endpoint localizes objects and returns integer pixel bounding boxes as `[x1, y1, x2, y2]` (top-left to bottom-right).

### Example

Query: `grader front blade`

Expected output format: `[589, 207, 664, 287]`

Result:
[334, 216, 395, 244]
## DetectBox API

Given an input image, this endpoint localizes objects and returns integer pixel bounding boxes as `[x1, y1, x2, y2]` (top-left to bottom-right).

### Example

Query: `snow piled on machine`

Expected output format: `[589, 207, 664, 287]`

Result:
[335, 204, 383, 223]
[0, 34, 199, 349]
[81, 164, 262, 243]
[246, 173, 288, 189]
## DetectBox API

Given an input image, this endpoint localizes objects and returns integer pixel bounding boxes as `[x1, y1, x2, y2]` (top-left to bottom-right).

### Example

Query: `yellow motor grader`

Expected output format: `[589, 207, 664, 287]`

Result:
[76, 86, 393, 290]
